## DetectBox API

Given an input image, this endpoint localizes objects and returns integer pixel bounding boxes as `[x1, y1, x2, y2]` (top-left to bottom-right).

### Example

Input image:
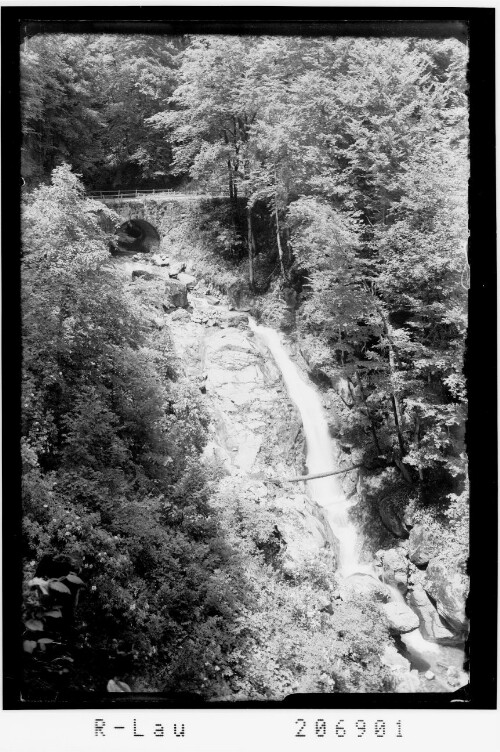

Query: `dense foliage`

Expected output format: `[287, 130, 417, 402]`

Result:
[21, 34, 184, 189]
[20, 32, 469, 698]
[152, 35, 468, 501]
[21, 166, 394, 697]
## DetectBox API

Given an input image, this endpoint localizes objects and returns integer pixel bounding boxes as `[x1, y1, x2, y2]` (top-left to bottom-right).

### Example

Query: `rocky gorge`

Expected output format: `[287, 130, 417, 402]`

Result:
[114, 247, 469, 696]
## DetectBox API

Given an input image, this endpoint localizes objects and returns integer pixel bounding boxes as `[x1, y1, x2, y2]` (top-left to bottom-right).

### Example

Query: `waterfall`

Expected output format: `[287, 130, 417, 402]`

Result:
[250, 320, 467, 692]
[249, 320, 363, 577]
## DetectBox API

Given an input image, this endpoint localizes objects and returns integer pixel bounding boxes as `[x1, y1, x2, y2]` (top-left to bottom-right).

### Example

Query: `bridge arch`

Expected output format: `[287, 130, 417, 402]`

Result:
[111, 218, 161, 256]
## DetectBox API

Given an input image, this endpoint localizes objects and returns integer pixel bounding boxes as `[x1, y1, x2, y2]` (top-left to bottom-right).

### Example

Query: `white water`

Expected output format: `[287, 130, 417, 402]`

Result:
[250, 320, 467, 692]
[250, 320, 363, 577]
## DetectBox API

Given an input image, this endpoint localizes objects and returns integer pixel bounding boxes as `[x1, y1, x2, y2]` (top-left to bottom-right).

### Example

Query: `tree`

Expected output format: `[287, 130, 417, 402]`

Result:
[21, 34, 184, 189]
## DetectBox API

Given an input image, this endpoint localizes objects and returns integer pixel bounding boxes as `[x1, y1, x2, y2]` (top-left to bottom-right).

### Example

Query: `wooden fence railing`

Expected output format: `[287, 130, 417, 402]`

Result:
[87, 187, 229, 200]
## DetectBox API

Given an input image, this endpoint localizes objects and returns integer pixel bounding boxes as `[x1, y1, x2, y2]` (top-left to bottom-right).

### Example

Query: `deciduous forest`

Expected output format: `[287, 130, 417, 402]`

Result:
[20, 32, 470, 699]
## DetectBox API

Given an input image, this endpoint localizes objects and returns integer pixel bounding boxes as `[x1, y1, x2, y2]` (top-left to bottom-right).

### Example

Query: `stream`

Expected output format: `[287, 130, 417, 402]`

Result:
[122, 256, 467, 694]
[249, 319, 468, 694]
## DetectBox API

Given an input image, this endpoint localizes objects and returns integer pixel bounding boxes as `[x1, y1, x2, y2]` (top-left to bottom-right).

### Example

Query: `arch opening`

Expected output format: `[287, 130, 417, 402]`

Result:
[110, 218, 161, 256]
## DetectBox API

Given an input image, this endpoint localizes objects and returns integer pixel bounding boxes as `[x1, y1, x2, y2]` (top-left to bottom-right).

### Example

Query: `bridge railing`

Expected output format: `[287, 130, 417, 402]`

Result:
[87, 187, 230, 200]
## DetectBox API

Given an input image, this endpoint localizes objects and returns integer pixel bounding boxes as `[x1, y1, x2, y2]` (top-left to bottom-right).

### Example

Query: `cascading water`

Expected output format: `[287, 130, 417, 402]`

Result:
[250, 319, 467, 692]
[249, 320, 362, 577]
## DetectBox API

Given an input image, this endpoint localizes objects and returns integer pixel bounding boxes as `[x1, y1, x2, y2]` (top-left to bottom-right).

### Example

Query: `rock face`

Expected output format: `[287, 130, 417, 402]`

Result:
[378, 496, 410, 538]
[423, 558, 468, 634]
[381, 599, 420, 634]
[227, 281, 257, 312]
[164, 279, 188, 310]
[196, 326, 337, 570]
[407, 584, 455, 643]
[376, 547, 409, 593]
[408, 523, 443, 566]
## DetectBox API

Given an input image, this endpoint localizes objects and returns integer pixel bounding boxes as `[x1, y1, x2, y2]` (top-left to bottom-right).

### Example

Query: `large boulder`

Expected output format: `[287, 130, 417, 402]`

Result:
[423, 557, 469, 635]
[342, 572, 390, 602]
[381, 599, 420, 634]
[164, 279, 188, 310]
[177, 272, 197, 290]
[407, 584, 455, 643]
[277, 493, 339, 572]
[408, 523, 443, 566]
[227, 281, 257, 312]
[169, 261, 187, 277]
[376, 547, 409, 594]
[169, 307, 190, 322]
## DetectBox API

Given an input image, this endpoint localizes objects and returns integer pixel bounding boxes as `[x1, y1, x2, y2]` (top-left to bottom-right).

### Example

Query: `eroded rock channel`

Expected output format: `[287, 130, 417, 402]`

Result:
[118, 254, 468, 695]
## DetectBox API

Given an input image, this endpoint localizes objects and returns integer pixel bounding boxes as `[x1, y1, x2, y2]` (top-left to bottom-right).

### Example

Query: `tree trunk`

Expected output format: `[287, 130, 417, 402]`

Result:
[390, 393, 406, 457]
[247, 203, 255, 290]
[274, 200, 286, 277]
[386, 336, 406, 456]
[227, 160, 234, 201]
[367, 290, 407, 458]
[353, 372, 381, 454]
[284, 464, 365, 483]
[274, 163, 286, 277]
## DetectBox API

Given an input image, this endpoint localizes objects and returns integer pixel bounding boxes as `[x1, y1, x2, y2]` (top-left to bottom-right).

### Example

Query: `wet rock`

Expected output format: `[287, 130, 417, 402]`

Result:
[169, 261, 187, 277]
[164, 279, 188, 310]
[407, 584, 455, 643]
[177, 272, 197, 290]
[381, 599, 420, 634]
[408, 523, 443, 566]
[423, 558, 468, 635]
[377, 547, 409, 593]
[378, 496, 409, 538]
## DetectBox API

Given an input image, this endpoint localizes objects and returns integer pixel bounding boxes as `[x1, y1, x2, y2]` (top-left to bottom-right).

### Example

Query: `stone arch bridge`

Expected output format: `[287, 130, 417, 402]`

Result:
[93, 190, 229, 256]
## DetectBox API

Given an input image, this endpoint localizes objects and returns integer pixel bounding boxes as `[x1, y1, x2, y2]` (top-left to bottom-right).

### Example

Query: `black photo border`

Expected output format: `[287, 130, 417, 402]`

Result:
[1, 4, 496, 712]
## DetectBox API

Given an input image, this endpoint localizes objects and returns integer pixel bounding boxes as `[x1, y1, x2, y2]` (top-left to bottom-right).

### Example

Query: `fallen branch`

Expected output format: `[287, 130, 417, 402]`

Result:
[267, 463, 365, 484]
